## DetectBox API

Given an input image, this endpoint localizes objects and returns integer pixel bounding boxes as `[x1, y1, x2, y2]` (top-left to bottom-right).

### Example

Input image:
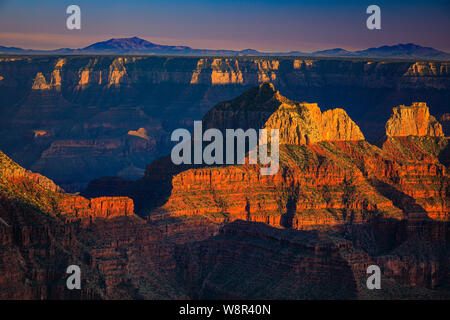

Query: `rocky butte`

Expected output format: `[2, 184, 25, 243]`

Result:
[385, 102, 444, 137]
[203, 83, 365, 145]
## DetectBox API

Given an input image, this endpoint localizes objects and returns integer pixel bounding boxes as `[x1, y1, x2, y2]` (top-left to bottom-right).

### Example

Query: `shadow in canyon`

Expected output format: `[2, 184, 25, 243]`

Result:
[280, 194, 298, 228]
[81, 106, 277, 217]
[173, 220, 359, 299]
[370, 179, 430, 219]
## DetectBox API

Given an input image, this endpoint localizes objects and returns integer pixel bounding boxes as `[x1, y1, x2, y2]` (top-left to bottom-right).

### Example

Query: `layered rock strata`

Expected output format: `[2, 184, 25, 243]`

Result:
[1, 56, 449, 190]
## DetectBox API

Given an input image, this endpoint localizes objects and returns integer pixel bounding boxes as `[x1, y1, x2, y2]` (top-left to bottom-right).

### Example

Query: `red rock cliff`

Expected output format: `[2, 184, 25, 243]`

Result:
[386, 102, 444, 137]
[148, 86, 448, 229]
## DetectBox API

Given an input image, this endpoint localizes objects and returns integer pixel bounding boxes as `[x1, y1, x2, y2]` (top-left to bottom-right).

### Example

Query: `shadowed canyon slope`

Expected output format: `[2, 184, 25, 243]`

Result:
[385, 102, 444, 137]
[0, 55, 449, 191]
[0, 82, 449, 299]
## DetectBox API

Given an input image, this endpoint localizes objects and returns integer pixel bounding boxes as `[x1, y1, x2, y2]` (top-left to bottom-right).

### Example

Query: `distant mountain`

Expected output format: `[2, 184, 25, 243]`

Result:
[355, 43, 450, 59]
[312, 48, 355, 57]
[79, 36, 261, 56]
[0, 46, 28, 53]
[309, 44, 450, 59]
[81, 36, 192, 54]
[0, 37, 449, 60]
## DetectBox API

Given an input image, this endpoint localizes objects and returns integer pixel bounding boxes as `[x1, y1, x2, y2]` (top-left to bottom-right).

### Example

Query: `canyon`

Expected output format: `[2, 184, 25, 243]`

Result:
[86, 84, 449, 223]
[0, 71, 448, 299]
[0, 55, 449, 191]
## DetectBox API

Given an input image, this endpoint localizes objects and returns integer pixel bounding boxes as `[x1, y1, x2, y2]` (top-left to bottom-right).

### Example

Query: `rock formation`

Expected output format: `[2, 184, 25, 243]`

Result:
[128, 127, 150, 140]
[0, 149, 185, 299]
[386, 102, 444, 137]
[175, 220, 449, 299]
[31, 72, 51, 90]
[148, 88, 448, 299]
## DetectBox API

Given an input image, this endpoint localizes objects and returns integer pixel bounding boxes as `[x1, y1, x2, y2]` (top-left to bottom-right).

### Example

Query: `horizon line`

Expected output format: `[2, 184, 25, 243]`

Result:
[0, 34, 449, 55]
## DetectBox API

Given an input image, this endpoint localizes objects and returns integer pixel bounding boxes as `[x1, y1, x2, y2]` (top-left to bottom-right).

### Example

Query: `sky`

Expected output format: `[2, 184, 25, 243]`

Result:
[0, 0, 449, 52]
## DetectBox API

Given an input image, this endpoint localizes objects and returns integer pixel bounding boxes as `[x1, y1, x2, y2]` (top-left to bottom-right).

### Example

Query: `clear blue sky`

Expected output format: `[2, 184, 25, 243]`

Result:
[0, 0, 449, 52]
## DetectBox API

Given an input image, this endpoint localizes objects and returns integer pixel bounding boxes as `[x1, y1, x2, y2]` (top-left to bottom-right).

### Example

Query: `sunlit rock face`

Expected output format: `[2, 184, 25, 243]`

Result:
[0, 149, 186, 299]
[386, 102, 444, 137]
[203, 83, 364, 145]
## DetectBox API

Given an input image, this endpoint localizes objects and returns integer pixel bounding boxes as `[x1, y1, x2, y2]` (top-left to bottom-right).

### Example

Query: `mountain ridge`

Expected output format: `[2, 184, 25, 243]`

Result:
[1, 37, 449, 60]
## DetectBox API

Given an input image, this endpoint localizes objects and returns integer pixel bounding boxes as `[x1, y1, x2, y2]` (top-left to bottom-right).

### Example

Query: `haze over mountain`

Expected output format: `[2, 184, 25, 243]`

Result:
[1, 37, 449, 60]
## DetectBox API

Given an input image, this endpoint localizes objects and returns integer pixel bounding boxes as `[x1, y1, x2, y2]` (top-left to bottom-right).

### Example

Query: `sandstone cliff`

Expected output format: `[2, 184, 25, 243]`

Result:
[143, 85, 448, 229]
[386, 102, 444, 137]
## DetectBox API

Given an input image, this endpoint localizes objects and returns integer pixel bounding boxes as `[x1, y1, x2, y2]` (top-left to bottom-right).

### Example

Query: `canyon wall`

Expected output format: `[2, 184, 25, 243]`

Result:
[175, 220, 449, 299]
[0, 149, 186, 299]
[386, 102, 444, 137]
[149, 86, 448, 298]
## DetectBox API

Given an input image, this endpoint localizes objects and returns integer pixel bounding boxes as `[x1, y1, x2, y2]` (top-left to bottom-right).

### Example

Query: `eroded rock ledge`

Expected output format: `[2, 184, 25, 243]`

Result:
[386, 102, 444, 137]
